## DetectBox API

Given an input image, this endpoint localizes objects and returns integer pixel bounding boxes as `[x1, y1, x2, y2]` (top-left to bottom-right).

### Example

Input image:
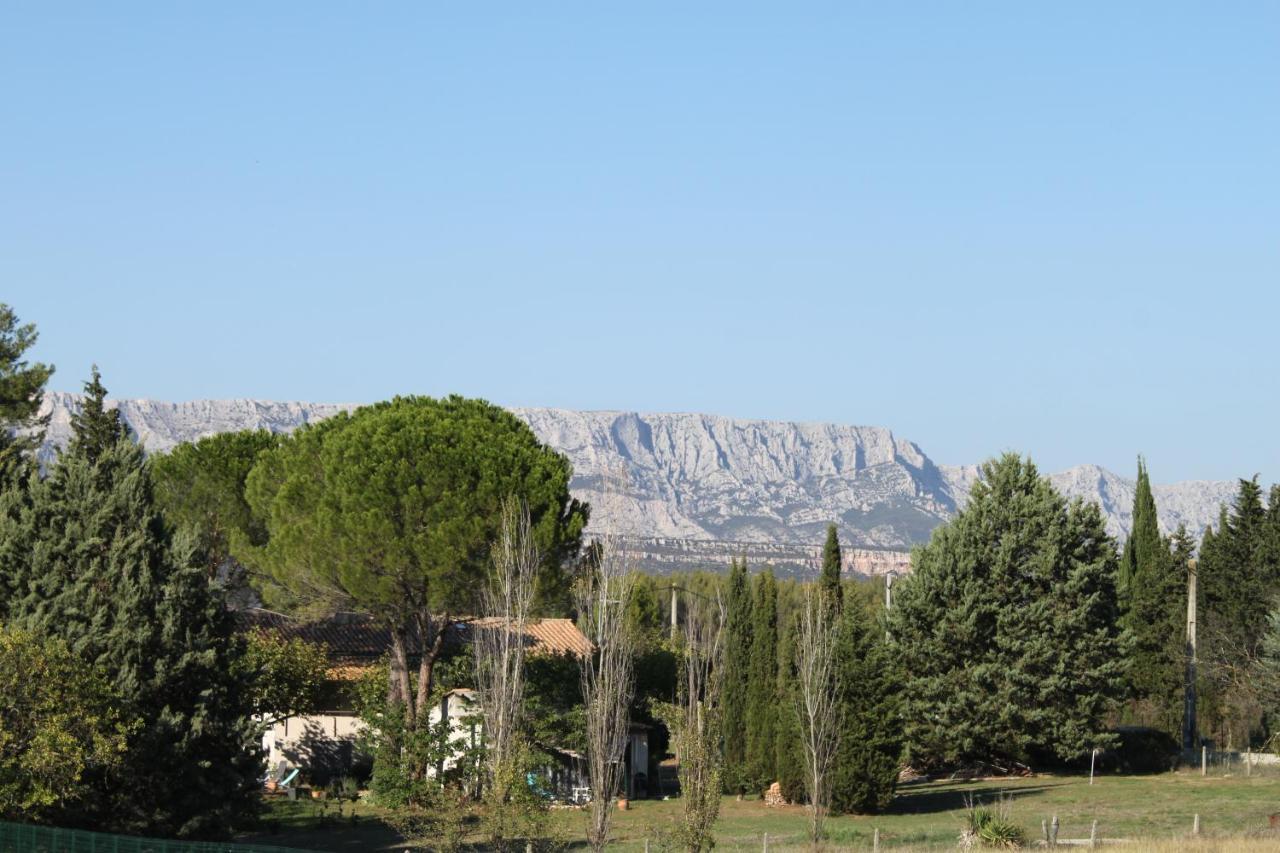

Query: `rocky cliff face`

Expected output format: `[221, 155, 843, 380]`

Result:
[35, 394, 1242, 578]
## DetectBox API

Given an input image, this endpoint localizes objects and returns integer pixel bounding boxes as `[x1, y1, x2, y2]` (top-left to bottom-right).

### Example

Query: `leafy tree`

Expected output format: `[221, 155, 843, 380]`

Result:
[720, 558, 752, 793]
[625, 572, 666, 647]
[241, 395, 589, 739]
[0, 627, 129, 824]
[239, 630, 330, 728]
[0, 304, 54, 482]
[1252, 607, 1280, 745]
[829, 607, 902, 815]
[820, 524, 843, 612]
[1, 369, 263, 838]
[151, 430, 279, 584]
[887, 454, 1126, 770]
[651, 594, 724, 852]
[743, 568, 779, 793]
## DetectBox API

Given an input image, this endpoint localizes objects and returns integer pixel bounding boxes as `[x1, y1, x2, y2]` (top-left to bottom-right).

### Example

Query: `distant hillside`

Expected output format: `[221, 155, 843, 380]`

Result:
[36, 393, 1242, 578]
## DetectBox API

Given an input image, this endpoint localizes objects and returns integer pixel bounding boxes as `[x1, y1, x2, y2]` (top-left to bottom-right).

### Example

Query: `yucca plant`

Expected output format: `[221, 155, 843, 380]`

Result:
[960, 792, 1025, 849]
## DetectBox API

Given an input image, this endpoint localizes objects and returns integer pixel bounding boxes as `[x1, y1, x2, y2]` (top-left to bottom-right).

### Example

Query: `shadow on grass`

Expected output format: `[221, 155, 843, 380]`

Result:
[889, 781, 1063, 816]
[241, 799, 406, 853]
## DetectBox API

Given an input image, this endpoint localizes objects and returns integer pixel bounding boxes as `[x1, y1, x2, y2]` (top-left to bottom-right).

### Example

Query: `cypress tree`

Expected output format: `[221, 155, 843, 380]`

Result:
[720, 558, 753, 793]
[744, 568, 779, 794]
[774, 611, 806, 803]
[820, 523, 843, 612]
[1119, 460, 1186, 736]
[1120, 457, 1161, 605]
[888, 454, 1126, 769]
[829, 606, 903, 815]
[5, 370, 262, 838]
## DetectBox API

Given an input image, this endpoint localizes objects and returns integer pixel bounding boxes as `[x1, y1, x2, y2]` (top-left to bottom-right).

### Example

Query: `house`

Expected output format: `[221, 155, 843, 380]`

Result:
[239, 608, 650, 800]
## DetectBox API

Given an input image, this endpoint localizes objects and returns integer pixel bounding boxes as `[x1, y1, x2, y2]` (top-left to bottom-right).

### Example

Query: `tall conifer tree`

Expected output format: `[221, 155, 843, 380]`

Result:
[1201, 478, 1269, 660]
[0, 303, 54, 483]
[744, 569, 779, 793]
[829, 606, 903, 815]
[68, 365, 126, 465]
[774, 611, 806, 803]
[820, 524, 843, 612]
[3, 370, 262, 838]
[720, 558, 753, 793]
[888, 454, 1126, 768]
[1120, 457, 1161, 604]
[1197, 478, 1280, 747]
[1120, 459, 1186, 735]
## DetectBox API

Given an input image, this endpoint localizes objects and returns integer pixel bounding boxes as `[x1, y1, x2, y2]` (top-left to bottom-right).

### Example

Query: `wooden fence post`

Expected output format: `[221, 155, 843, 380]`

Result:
[1201, 746, 1207, 776]
[1050, 815, 1059, 847]
[873, 827, 880, 852]
[1089, 820, 1098, 848]
[1193, 813, 1201, 836]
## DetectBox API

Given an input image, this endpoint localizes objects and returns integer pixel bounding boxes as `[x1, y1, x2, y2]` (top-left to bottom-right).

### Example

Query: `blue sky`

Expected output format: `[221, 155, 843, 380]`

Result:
[3, 3, 1277, 482]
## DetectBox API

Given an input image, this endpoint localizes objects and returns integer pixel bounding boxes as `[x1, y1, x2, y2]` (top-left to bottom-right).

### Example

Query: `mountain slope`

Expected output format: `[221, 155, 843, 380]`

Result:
[34, 394, 1241, 576]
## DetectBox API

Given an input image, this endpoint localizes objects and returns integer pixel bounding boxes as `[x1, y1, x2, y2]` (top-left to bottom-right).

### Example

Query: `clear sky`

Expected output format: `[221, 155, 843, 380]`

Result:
[3, 3, 1277, 482]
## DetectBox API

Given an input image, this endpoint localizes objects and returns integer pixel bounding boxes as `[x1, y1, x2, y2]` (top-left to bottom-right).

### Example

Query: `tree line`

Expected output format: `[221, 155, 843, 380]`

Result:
[5, 297, 1280, 848]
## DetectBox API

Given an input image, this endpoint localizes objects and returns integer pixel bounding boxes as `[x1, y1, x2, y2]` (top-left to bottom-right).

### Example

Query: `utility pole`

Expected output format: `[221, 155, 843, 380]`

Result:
[884, 571, 895, 642]
[670, 584, 679, 640]
[1183, 559, 1198, 753]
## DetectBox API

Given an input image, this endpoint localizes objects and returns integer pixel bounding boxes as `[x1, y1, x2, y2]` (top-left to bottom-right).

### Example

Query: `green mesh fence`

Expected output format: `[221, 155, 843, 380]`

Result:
[0, 822, 320, 853]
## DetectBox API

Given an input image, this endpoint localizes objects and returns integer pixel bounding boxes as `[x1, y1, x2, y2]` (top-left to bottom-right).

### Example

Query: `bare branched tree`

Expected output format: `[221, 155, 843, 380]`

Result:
[473, 498, 540, 811]
[1201, 620, 1272, 751]
[576, 535, 637, 853]
[795, 585, 844, 847]
[669, 589, 726, 852]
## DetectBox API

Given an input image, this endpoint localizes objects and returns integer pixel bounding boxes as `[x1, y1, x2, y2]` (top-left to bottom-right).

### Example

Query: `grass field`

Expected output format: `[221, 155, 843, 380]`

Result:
[239, 771, 1280, 851]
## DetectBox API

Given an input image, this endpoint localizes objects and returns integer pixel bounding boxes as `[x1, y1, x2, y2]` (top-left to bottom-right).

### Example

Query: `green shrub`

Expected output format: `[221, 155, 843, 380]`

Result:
[962, 793, 1025, 849]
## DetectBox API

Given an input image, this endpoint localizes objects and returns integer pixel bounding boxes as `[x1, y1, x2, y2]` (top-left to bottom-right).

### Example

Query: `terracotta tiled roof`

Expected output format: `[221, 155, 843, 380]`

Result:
[464, 617, 593, 658]
[236, 610, 591, 669]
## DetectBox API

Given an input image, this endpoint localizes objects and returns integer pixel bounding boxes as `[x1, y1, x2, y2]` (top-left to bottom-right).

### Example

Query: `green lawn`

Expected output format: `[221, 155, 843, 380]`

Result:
[240, 771, 1280, 851]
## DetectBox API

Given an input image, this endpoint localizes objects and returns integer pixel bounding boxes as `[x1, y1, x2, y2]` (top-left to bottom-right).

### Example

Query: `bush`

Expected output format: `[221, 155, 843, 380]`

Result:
[0, 627, 131, 823]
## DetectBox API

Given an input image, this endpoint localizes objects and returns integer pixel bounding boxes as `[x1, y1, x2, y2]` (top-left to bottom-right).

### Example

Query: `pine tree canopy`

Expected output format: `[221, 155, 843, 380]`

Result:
[151, 430, 279, 580]
[887, 453, 1126, 770]
[240, 395, 589, 724]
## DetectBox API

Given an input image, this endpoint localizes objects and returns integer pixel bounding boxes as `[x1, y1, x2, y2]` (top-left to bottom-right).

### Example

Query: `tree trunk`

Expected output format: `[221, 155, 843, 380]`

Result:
[412, 611, 451, 726]
[389, 625, 414, 727]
